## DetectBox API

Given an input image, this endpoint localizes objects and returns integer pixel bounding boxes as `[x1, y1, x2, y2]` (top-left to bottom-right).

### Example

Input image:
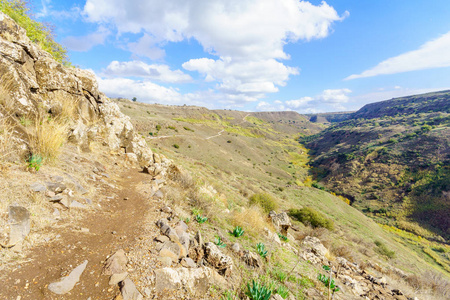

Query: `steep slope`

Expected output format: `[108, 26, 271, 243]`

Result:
[305, 91, 450, 244]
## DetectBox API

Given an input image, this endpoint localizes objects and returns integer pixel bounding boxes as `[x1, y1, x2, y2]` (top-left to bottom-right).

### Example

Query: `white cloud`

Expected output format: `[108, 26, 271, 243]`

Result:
[282, 88, 352, 112]
[183, 57, 298, 98]
[103, 61, 192, 83]
[83, 0, 347, 104]
[346, 31, 450, 80]
[63, 27, 110, 51]
[97, 77, 183, 103]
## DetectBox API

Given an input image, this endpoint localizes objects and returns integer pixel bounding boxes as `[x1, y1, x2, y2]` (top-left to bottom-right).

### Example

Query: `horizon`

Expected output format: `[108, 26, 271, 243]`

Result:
[33, 0, 450, 113]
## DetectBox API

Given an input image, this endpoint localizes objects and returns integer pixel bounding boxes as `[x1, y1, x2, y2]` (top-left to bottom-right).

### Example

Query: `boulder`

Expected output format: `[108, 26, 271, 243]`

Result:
[103, 249, 128, 275]
[203, 242, 233, 276]
[269, 211, 291, 236]
[242, 250, 262, 268]
[7, 205, 30, 250]
[301, 236, 329, 264]
[155, 267, 228, 296]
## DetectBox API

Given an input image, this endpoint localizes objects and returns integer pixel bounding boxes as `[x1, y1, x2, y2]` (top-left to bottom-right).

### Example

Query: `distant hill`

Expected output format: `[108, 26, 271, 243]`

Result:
[305, 111, 354, 124]
[304, 91, 450, 241]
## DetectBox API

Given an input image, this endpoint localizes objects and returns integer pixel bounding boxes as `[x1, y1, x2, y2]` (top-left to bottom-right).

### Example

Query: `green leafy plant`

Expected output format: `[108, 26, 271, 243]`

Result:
[28, 154, 42, 171]
[246, 280, 272, 300]
[277, 233, 288, 242]
[214, 236, 226, 248]
[231, 226, 244, 237]
[184, 217, 190, 224]
[318, 265, 340, 297]
[195, 214, 208, 224]
[256, 242, 268, 258]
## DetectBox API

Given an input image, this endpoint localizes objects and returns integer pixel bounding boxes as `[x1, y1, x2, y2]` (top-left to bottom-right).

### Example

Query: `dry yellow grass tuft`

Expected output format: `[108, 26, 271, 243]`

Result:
[0, 116, 15, 162]
[231, 206, 269, 237]
[49, 92, 80, 122]
[28, 116, 67, 162]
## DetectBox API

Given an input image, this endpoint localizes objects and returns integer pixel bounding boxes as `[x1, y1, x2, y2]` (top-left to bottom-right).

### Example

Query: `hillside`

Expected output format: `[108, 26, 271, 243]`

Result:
[305, 91, 450, 244]
[116, 98, 450, 299]
[1, 4, 450, 300]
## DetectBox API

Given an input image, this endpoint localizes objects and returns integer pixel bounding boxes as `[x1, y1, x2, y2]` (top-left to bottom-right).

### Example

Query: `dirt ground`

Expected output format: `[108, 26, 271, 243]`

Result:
[0, 167, 155, 300]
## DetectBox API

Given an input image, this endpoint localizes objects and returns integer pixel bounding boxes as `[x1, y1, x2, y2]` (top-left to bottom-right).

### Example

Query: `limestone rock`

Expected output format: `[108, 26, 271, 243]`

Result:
[46, 182, 67, 194]
[109, 272, 128, 285]
[7, 205, 30, 248]
[188, 246, 204, 263]
[203, 242, 233, 276]
[181, 257, 196, 268]
[119, 278, 143, 300]
[269, 211, 291, 236]
[48, 260, 88, 295]
[155, 267, 228, 296]
[103, 249, 128, 275]
[242, 250, 262, 268]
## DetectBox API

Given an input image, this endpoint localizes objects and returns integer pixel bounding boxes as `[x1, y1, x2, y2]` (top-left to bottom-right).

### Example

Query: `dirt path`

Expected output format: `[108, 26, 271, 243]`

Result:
[0, 168, 154, 300]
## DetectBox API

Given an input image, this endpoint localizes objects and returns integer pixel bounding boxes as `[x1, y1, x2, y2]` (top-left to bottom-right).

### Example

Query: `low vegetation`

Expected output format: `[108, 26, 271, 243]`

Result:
[289, 207, 334, 230]
[249, 193, 278, 213]
[0, 0, 70, 65]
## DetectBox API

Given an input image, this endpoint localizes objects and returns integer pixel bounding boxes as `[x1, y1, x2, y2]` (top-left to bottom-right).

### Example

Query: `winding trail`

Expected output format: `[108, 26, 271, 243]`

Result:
[0, 168, 155, 300]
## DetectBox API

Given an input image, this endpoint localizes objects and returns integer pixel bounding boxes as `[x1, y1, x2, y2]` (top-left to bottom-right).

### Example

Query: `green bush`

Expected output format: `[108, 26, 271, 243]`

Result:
[249, 193, 278, 213]
[289, 207, 334, 230]
[173, 144, 180, 149]
[0, 0, 70, 65]
[374, 240, 395, 259]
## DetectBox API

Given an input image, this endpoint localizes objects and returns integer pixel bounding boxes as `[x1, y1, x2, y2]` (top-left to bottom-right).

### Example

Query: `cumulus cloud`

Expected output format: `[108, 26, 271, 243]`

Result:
[183, 57, 298, 99]
[83, 0, 347, 103]
[282, 88, 352, 112]
[103, 61, 192, 83]
[63, 27, 110, 51]
[97, 77, 183, 103]
[346, 31, 450, 80]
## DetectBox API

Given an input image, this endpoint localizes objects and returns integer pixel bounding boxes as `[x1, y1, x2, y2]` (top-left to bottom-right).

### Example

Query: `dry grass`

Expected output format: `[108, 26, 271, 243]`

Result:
[48, 91, 80, 123]
[231, 206, 269, 237]
[28, 116, 67, 162]
[0, 116, 15, 162]
[0, 77, 16, 114]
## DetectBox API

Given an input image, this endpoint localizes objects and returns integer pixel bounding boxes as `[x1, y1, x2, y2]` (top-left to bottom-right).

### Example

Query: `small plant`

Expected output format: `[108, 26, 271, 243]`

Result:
[246, 280, 272, 300]
[184, 217, 190, 224]
[156, 124, 161, 131]
[173, 144, 180, 149]
[256, 242, 268, 258]
[231, 226, 244, 237]
[276, 285, 289, 299]
[19, 116, 32, 127]
[318, 265, 340, 298]
[195, 214, 208, 224]
[215, 236, 226, 248]
[28, 154, 43, 171]
[277, 233, 288, 242]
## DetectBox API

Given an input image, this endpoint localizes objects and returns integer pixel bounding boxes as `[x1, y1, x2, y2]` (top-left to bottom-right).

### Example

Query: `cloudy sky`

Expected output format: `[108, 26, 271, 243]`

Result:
[34, 0, 450, 113]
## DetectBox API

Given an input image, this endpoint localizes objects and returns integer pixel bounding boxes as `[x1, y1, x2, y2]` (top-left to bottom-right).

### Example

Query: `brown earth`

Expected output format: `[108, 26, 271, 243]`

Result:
[0, 168, 156, 300]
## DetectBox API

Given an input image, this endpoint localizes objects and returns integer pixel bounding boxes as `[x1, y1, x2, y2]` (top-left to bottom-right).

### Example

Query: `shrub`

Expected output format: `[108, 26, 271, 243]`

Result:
[156, 124, 161, 131]
[374, 240, 395, 259]
[249, 193, 278, 213]
[0, 0, 70, 65]
[183, 126, 194, 132]
[289, 207, 334, 230]
[173, 144, 180, 149]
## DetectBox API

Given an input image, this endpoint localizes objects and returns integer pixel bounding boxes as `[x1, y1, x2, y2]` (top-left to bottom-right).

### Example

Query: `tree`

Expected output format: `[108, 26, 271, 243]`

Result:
[132, 97, 137, 102]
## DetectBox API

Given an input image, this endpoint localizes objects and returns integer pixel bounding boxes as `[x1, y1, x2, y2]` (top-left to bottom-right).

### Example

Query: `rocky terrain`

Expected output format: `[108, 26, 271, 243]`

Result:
[1, 8, 450, 300]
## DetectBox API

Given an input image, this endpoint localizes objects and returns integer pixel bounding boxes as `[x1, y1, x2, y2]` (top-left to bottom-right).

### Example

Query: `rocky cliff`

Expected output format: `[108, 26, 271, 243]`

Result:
[0, 11, 153, 166]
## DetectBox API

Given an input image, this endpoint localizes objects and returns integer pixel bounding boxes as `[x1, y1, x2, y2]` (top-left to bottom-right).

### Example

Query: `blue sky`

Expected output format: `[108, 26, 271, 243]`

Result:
[33, 0, 450, 113]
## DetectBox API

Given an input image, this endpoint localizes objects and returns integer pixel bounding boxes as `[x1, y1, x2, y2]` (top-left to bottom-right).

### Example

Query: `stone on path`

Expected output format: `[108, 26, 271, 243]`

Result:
[103, 249, 128, 275]
[48, 260, 88, 295]
[8, 205, 30, 250]
[119, 278, 143, 300]
[30, 182, 46, 192]
[109, 272, 128, 285]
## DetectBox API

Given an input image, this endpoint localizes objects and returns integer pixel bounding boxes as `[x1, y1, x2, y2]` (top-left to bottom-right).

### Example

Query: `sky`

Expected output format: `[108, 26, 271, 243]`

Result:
[32, 0, 450, 113]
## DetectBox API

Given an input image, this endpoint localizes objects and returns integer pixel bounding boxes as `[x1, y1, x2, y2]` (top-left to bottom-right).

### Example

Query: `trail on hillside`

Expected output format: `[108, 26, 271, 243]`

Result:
[0, 168, 157, 300]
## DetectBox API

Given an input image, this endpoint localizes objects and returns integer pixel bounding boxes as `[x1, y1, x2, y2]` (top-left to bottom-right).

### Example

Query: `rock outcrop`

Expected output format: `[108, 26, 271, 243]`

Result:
[0, 11, 153, 166]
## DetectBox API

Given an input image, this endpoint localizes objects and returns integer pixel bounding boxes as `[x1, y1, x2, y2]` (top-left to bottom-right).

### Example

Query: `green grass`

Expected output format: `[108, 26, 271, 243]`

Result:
[0, 0, 70, 65]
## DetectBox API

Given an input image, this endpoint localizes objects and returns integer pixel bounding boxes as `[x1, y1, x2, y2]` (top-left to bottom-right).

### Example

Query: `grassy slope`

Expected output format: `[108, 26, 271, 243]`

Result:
[117, 98, 450, 288]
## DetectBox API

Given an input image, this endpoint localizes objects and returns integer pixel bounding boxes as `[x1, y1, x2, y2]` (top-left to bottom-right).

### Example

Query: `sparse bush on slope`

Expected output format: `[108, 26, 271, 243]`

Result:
[0, 0, 70, 65]
[289, 207, 334, 230]
[249, 192, 278, 213]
